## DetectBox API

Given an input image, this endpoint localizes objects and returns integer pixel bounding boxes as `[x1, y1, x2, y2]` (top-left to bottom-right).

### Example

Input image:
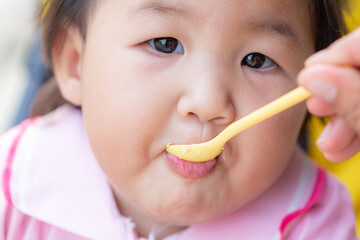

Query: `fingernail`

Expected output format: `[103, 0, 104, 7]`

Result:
[305, 79, 338, 103]
[317, 122, 331, 144]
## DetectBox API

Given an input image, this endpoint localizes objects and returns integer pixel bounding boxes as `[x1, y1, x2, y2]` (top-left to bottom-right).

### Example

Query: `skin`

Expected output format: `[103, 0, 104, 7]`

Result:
[52, 0, 314, 238]
[298, 27, 360, 162]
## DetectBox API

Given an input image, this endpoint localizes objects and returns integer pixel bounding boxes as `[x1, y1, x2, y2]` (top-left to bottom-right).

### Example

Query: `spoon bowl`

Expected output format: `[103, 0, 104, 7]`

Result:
[166, 86, 311, 162]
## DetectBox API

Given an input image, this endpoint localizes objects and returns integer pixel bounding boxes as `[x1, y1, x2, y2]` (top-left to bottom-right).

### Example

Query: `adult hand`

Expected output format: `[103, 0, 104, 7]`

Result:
[298, 27, 360, 162]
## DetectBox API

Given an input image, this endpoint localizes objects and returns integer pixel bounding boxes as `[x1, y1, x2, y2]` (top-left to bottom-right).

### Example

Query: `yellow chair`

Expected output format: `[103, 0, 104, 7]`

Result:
[345, 0, 360, 32]
[309, 1, 360, 236]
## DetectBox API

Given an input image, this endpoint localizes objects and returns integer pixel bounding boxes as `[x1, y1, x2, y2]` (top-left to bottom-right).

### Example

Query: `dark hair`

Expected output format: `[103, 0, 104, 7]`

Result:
[31, 0, 96, 116]
[31, 0, 348, 117]
[310, 0, 348, 51]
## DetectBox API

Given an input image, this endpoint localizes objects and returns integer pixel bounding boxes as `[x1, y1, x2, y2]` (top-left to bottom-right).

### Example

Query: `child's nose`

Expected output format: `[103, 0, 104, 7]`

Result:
[177, 63, 236, 125]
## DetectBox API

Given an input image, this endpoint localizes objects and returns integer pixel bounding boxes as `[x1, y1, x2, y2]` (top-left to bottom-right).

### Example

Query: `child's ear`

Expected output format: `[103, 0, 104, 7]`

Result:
[51, 25, 84, 106]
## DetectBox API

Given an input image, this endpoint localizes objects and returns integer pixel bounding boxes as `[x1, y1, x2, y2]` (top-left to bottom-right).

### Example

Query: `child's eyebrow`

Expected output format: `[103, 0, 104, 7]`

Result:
[247, 21, 300, 46]
[131, 1, 193, 19]
[131, 1, 301, 47]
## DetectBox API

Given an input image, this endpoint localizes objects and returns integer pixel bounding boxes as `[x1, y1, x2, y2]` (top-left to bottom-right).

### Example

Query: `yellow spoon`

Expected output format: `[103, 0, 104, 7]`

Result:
[166, 86, 311, 162]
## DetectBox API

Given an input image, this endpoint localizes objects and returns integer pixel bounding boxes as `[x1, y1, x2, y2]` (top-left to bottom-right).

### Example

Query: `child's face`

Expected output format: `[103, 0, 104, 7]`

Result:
[76, 0, 314, 227]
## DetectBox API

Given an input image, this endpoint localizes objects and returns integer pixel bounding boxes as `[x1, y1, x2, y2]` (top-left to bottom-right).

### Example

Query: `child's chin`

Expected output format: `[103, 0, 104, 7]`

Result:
[150, 203, 231, 226]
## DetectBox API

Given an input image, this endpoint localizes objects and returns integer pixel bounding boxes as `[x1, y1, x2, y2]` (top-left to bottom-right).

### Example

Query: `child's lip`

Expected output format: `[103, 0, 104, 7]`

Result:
[165, 152, 217, 178]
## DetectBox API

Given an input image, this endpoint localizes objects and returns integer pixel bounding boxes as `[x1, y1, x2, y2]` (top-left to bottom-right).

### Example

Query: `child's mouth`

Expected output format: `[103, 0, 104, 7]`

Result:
[165, 152, 217, 178]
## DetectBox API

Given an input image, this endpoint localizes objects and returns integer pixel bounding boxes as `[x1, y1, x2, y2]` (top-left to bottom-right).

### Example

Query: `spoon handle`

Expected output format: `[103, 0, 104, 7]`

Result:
[215, 86, 311, 143]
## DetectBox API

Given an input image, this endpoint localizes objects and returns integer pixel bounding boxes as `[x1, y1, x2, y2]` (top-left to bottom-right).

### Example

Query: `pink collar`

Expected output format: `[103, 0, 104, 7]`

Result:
[4, 106, 137, 239]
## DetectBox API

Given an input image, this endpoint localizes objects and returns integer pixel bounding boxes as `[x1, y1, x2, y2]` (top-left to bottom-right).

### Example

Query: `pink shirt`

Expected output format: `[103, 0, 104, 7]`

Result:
[0, 105, 357, 239]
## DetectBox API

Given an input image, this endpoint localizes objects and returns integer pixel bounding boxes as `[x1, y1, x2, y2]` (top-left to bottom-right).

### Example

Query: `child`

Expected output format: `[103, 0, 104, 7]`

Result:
[0, 0, 358, 239]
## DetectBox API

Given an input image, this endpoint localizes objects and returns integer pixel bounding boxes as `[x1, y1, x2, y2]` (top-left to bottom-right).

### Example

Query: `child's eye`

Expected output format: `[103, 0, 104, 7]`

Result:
[242, 53, 277, 69]
[147, 37, 184, 54]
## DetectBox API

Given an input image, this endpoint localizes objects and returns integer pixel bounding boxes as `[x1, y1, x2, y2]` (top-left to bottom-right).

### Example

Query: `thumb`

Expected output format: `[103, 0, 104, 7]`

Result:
[298, 64, 360, 134]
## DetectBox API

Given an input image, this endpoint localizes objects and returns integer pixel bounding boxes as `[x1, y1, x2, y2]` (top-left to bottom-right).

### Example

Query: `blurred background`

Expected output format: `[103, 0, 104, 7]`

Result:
[0, 0, 360, 236]
[0, 0, 38, 133]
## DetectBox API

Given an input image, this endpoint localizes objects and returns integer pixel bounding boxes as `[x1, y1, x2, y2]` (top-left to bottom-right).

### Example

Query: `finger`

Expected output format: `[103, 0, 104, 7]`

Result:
[323, 136, 360, 162]
[298, 64, 360, 134]
[306, 97, 334, 117]
[316, 116, 357, 153]
[305, 27, 360, 68]
[298, 66, 336, 116]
